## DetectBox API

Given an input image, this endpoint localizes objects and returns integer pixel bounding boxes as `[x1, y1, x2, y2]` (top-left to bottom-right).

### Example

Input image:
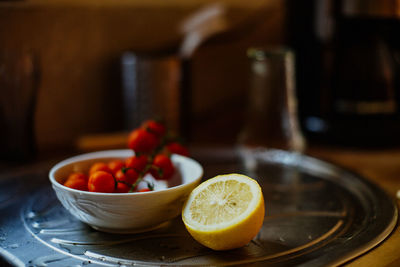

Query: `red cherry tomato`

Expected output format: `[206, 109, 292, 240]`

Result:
[127, 128, 159, 154]
[138, 188, 151, 192]
[67, 172, 88, 181]
[116, 182, 131, 193]
[108, 159, 125, 175]
[115, 168, 139, 185]
[150, 154, 175, 180]
[88, 171, 115, 193]
[89, 162, 112, 176]
[166, 142, 189, 157]
[141, 120, 166, 138]
[63, 172, 88, 191]
[125, 155, 148, 173]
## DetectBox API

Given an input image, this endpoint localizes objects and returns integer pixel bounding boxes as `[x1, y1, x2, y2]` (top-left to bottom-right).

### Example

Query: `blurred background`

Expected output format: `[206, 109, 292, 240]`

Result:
[1, 0, 400, 161]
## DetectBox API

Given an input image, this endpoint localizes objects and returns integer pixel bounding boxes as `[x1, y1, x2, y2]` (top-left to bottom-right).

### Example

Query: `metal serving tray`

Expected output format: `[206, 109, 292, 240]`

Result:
[0, 149, 397, 266]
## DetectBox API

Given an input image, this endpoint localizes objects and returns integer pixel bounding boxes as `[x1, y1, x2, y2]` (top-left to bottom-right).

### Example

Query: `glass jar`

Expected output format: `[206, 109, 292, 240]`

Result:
[237, 47, 305, 154]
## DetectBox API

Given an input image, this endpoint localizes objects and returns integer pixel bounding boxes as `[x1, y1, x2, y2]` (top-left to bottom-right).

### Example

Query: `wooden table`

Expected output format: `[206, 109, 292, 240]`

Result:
[2, 139, 398, 266]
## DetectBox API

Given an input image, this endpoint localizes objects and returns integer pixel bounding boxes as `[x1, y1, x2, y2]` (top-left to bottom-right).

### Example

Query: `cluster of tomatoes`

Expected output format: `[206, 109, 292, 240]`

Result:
[63, 120, 189, 193]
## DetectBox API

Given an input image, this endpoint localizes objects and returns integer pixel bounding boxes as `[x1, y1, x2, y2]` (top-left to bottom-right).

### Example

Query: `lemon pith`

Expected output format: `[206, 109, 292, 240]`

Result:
[182, 174, 265, 250]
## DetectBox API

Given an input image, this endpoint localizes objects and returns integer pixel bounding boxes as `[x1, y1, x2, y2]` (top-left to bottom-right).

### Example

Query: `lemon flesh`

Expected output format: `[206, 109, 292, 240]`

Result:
[182, 174, 265, 250]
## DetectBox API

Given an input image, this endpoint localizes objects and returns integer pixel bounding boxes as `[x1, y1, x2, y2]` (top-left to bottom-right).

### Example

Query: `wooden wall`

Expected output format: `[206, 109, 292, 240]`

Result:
[0, 0, 284, 152]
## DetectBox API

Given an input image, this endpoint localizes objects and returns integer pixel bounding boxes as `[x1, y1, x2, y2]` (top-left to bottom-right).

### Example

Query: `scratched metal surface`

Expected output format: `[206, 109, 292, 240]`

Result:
[0, 149, 397, 266]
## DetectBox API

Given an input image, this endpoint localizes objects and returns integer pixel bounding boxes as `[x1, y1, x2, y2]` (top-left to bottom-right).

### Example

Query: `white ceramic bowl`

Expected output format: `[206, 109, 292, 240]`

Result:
[49, 149, 203, 233]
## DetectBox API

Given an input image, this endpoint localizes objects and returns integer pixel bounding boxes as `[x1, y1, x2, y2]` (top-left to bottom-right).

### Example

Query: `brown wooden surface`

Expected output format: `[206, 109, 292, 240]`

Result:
[0, 0, 282, 151]
[307, 147, 400, 267]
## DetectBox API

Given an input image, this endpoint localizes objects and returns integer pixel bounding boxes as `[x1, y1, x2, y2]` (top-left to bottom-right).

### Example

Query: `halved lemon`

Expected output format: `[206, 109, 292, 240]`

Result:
[182, 173, 265, 250]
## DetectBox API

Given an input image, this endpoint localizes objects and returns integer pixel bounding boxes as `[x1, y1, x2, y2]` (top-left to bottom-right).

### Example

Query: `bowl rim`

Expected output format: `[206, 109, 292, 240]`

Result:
[49, 149, 203, 196]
